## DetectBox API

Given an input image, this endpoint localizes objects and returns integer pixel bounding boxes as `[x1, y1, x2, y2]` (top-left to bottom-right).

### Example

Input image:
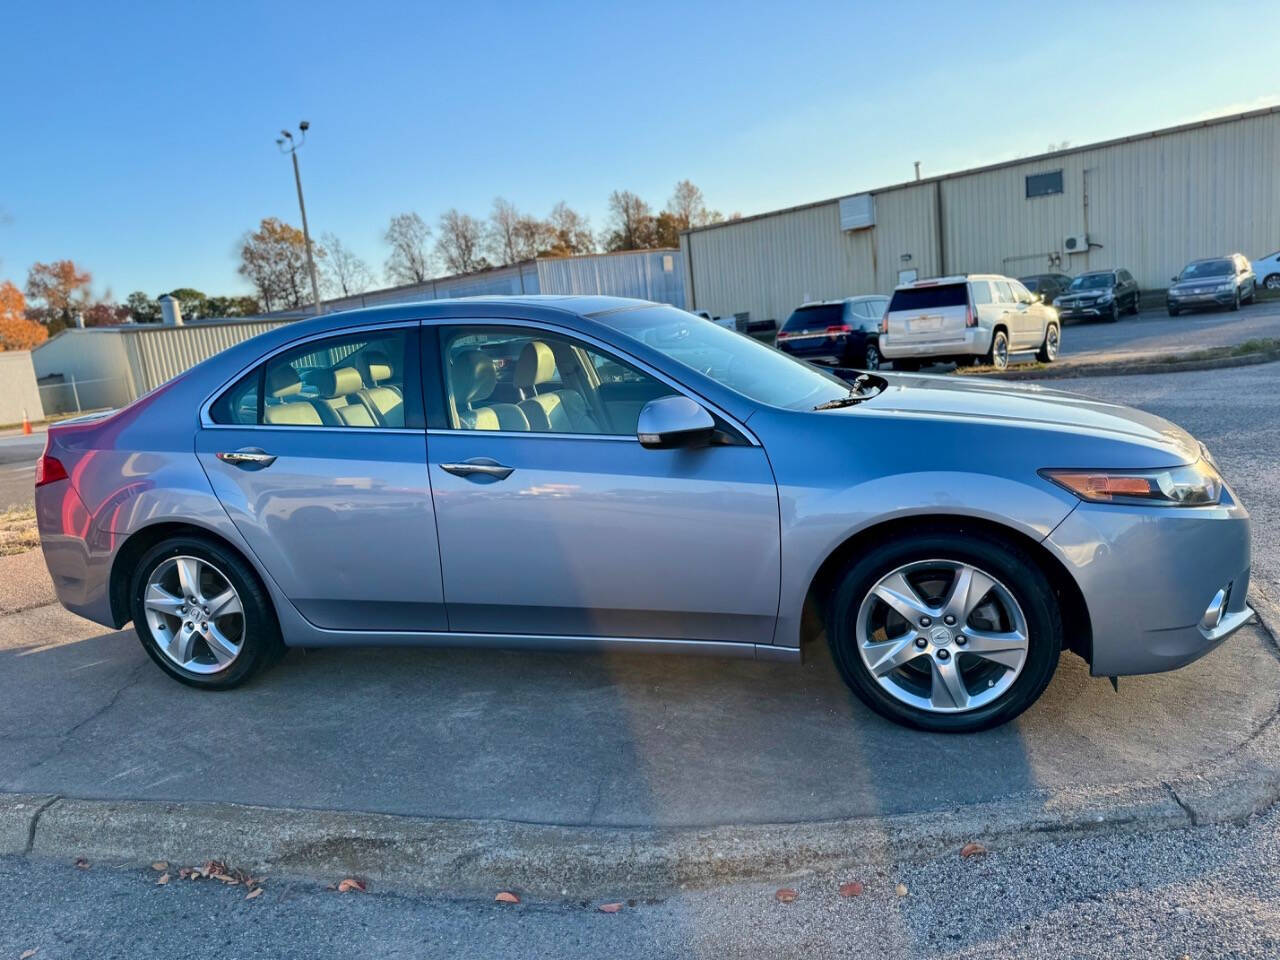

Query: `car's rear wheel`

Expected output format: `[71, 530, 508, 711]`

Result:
[986, 329, 1009, 369]
[1036, 323, 1059, 362]
[130, 536, 284, 689]
[826, 530, 1062, 732]
[862, 343, 882, 370]
[1168, 306, 1180, 317]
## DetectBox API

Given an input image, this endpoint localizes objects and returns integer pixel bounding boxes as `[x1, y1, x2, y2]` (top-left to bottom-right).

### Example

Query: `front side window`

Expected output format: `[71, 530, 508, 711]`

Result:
[439, 326, 677, 436]
[993, 280, 1016, 303]
[211, 329, 412, 428]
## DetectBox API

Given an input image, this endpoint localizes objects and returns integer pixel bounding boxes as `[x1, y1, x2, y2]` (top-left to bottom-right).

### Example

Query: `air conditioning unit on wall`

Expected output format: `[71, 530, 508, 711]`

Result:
[1063, 233, 1089, 254]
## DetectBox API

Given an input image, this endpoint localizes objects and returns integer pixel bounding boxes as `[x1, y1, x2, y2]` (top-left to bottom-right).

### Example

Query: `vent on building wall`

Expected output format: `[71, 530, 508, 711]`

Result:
[838, 194, 875, 231]
[1063, 233, 1089, 254]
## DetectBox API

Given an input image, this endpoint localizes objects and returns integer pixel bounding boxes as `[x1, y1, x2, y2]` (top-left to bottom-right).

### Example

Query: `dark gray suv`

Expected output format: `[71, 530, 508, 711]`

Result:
[1167, 255, 1256, 316]
[1052, 269, 1140, 322]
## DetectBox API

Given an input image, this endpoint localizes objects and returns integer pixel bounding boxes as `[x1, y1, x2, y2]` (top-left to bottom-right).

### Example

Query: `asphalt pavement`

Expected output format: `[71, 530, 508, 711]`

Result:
[1057, 296, 1280, 359]
[0, 431, 44, 508]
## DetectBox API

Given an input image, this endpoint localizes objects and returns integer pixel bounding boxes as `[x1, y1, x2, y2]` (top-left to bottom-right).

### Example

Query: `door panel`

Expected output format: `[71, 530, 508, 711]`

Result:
[198, 429, 445, 631]
[427, 431, 781, 644]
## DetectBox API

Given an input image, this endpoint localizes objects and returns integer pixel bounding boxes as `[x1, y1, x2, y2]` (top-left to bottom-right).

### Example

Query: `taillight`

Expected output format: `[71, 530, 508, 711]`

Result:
[825, 325, 852, 335]
[775, 331, 792, 341]
[35, 437, 68, 487]
[880, 312, 889, 334]
[965, 306, 977, 328]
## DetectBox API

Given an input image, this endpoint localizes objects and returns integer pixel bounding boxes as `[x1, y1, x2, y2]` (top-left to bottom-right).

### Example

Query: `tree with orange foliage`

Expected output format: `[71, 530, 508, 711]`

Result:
[25, 260, 92, 333]
[0, 281, 49, 350]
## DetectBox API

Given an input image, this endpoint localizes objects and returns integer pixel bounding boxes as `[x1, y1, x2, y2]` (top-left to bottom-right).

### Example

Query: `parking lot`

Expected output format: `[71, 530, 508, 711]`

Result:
[1057, 295, 1280, 359]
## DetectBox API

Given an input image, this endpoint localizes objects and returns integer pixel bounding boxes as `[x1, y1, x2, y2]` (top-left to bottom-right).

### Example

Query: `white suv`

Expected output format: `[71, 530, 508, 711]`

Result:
[878, 274, 1061, 371]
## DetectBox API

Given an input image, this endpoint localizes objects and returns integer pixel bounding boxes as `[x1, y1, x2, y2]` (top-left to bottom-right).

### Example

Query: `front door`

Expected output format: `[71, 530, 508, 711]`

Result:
[426, 324, 781, 645]
[196, 325, 447, 632]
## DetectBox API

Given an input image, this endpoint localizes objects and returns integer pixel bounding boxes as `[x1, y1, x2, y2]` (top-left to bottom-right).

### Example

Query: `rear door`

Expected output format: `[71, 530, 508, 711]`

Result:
[196, 324, 447, 632]
[885, 283, 970, 344]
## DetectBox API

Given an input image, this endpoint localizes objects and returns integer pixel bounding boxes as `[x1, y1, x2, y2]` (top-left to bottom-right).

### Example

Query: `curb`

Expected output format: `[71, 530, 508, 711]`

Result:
[3, 590, 1277, 899]
[967, 349, 1280, 381]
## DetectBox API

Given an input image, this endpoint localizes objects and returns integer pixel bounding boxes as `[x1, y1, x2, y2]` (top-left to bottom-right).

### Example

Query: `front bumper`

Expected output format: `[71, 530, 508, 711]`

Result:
[878, 327, 990, 359]
[1168, 290, 1235, 308]
[1045, 493, 1253, 677]
[1057, 301, 1112, 319]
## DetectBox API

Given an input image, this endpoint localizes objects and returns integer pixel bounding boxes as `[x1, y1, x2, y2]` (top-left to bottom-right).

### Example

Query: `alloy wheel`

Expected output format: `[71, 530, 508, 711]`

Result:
[855, 559, 1030, 714]
[1266, 274, 1280, 290]
[864, 345, 881, 370]
[143, 556, 245, 674]
[992, 334, 1008, 369]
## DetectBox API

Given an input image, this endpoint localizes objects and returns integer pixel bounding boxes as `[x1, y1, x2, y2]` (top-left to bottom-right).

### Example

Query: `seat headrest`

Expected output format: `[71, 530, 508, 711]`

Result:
[365, 350, 393, 383]
[515, 341, 557, 389]
[266, 365, 303, 399]
[549, 341, 581, 376]
[316, 366, 364, 399]
[451, 350, 497, 404]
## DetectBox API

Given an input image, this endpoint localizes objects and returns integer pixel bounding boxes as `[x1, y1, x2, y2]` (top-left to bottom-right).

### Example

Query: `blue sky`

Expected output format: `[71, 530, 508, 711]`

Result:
[1, 0, 1275, 300]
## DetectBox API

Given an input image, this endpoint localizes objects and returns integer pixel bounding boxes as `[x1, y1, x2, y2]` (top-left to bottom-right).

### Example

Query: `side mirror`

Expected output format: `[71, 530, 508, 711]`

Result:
[1031, 292, 1044, 303]
[637, 395, 715, 449]
[1171, 276, 1179, 283]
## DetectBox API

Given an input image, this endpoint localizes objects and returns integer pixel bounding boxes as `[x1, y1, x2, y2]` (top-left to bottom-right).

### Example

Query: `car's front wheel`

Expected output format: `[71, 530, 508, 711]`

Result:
[130, 536, 284, 689]
[826, 529, 1062, 732]
[1265, 274, 1280, 291]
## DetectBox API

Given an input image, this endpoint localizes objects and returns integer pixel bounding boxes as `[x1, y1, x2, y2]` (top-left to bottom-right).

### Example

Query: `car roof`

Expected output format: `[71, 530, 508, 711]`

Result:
[794, 295, 886, 308]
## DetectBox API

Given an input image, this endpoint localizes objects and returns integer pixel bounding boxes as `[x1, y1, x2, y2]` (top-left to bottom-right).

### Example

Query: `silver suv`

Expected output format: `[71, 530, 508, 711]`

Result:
[878, 274, 1061, 371]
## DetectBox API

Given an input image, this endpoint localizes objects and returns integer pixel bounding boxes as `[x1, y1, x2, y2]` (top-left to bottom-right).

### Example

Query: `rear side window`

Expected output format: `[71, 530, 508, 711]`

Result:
[888, 284, 968, 311]
[782, 304, 844, 331]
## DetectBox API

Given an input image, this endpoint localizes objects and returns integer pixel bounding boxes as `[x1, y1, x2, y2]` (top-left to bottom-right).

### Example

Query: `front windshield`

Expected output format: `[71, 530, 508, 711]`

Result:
[1068, 273, 1113, 290]
[602, 306, 850, 410]
[1181, 259, 1232, 279]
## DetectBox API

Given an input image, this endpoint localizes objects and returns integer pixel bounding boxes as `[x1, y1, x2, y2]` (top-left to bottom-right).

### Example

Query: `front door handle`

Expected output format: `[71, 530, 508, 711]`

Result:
[440, 458, 514, 481]
[217, 448, 277, 468]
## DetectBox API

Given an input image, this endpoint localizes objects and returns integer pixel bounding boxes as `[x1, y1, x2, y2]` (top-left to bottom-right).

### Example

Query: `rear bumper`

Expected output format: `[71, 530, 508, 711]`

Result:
[35, 480, 118, 628]
[1045, 494, 1253, 677]
[878, 328, 989, 359]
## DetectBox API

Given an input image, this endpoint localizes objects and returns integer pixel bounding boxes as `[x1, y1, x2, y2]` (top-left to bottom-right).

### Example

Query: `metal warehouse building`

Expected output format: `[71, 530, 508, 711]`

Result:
[680, 107, 1280, 326]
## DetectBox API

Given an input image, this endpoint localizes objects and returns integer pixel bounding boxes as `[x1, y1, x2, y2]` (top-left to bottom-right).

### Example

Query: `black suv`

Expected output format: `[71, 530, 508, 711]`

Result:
[1052, 269, 1140, 322]
[776, 296, 890, 369]
[1018, 272, 1073, 305]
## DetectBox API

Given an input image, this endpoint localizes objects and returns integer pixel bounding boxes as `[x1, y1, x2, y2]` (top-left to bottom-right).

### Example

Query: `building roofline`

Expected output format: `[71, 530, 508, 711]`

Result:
[682, 104, 1280, 238]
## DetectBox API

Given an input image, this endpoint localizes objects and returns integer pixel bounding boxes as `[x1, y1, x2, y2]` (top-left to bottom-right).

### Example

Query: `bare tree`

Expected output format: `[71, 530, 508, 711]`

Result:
[486, 197, 524, 265]
[666, 179, 708, 230]
[384, 212, 434, 284]
[601, 190, 656, 251]
[436, 209, 490, 274]
[546, 202, 595, 256]
[321, 232, 374, 297]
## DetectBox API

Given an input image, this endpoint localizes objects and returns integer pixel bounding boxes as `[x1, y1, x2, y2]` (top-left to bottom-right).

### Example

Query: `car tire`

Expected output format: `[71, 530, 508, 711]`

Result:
[826, 527, 1062, 733]
[1265, 274, 1280, 291]
[862, 344, 882, 370]
[1036, 323, 1059, 363]
[1167, 306, 1179, 317]
[130, 535, 285, 690]
[986, 329, 1009, 370]
[1106, 302, 1120, 323]
[1231, 290, 1241, 311]
[1129, 293, 1141, 315]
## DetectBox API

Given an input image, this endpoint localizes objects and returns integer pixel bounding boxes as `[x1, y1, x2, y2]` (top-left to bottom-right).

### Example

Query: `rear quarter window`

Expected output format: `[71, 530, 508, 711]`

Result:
[888, 285, 968, 311]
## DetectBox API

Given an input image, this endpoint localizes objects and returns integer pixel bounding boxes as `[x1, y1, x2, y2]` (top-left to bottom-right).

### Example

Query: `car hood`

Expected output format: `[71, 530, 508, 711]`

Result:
[836, 373, 1200, 463]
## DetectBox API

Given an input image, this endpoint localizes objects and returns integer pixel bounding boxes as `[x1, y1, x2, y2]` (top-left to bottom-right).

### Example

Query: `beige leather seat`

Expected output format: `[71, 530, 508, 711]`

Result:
[450, 350, 529, 431]
[513, 341, 601, 433]
[263, 367, 328, 425]
[360, 351, 404, 427]
[315, 367, 378, 427]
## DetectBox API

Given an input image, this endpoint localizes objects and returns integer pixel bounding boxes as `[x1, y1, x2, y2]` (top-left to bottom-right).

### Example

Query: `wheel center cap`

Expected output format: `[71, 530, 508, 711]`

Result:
[929, 626, 953, 647]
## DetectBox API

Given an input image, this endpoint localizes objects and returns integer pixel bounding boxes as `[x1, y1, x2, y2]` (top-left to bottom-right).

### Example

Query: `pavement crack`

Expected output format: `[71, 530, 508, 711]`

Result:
[58, 660, 148, 742]
[1162, 780, 1198, 828]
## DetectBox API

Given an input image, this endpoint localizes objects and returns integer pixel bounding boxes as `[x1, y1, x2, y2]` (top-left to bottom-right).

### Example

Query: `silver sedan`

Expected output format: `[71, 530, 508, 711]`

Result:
[35, 297, 1253, 732]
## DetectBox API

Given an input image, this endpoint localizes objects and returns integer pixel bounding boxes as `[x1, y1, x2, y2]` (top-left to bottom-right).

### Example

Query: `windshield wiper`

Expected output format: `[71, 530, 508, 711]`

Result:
[812, 374, 879, 410]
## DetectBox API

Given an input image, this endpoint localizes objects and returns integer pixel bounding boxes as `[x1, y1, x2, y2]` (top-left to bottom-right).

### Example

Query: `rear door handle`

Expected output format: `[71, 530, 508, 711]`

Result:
[440, 458, 514, 481]
[216, 448, 277, 468]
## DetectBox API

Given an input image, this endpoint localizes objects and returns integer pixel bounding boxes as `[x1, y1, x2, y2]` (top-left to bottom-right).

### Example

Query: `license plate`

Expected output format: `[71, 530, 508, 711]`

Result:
[910, 315, 942, 333]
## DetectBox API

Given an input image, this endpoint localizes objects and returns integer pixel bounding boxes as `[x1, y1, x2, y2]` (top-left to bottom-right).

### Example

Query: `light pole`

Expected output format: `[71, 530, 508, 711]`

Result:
[276, 121, 322, 313]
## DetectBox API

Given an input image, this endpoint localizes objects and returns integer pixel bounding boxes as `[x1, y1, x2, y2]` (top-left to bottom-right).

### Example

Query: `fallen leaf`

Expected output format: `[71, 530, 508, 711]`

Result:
[838, 881, 864, 898]
[178, 867, 194, 880]
[151, 861, 168, 872]
[73, 858, 89, 870]
[20, 950, 37, 959]
[245, 887, 264, 901]
[156, 873, 170, 885]
[775, 888, 798, 903]
[895, 882, 909, 898]
[337, 877, 367, 894]
[960, 842, 987, 859]
[598, 902, 623, 913]
[494, 890, 520, 904]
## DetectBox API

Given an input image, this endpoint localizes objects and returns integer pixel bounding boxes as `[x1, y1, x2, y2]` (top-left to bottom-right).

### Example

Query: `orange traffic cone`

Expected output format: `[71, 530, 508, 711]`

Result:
[21, 410, 31, 435]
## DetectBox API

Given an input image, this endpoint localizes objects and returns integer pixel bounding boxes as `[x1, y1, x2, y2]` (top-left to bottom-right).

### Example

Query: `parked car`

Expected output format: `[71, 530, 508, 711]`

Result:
[1167, 255, 1256, 315]
[1018, 272, 1073, 305]
[1251, 250, 1280, 291]
[35, 296, 1252, 732]
[1052, 269, 1141, 322]
[776, 296, 890, 369]
[693, 309, 738, 331]
[878, 275, 1060, 371]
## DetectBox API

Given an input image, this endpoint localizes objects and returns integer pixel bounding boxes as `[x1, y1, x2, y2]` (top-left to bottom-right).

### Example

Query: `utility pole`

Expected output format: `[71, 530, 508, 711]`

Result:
[277, 121, 322, 313]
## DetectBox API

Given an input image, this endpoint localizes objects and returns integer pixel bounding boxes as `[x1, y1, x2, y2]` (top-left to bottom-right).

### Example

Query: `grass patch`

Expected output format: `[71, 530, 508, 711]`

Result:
[0, 506, 39, 556]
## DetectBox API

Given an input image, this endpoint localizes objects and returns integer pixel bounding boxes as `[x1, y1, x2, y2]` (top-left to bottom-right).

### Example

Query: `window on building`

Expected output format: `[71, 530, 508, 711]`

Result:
[1025, 170, 1064, 198]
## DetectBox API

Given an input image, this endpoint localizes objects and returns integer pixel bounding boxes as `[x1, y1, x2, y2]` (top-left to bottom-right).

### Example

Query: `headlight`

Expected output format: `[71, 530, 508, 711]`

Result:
[1041, 459, 1222, 506]
[1052, 297, 1062, 307]
[1217, 282, 1234, 292]
[1097, 292, 1113, 302]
